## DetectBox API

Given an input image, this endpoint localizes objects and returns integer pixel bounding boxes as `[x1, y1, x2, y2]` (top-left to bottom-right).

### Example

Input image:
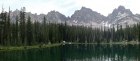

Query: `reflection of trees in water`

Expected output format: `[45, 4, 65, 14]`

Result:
[0, 44, 139, 61]
[0, 46, 61, 61]
[62, 44, 140, 61]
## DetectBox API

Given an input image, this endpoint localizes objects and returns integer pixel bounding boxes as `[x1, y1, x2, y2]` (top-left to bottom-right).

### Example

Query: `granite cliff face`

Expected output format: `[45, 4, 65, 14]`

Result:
[46, 11, 67, 23]
[105, 6, 140, 28]
[10, 6, 140, 28]
[70, 7, 107, 23]
[68, 7, 107, 27]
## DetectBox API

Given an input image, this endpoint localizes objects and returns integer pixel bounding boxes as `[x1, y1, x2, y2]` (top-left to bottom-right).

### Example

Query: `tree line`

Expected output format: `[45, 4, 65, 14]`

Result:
[0, 7, 140, 46]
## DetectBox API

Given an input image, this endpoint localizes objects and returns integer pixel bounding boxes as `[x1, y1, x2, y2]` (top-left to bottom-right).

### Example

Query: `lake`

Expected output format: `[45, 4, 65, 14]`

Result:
[0, 44, 140, 61]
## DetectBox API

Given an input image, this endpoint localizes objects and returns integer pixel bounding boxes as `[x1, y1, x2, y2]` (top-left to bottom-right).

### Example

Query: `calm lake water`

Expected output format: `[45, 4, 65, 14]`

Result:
[0, 44, 140, 61]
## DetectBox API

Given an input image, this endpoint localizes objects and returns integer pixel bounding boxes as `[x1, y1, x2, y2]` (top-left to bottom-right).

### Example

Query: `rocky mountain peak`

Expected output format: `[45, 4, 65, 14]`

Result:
[111, 5, 133, 16]
[46, 10, 67, 23]
[47, 10, 59, 14]
[107, 5, 139, 27]
[80, 6, 92, 11]
[9, 6, 140, 28]
[118, 5, 125, 11]
[70, 7, 107, 25]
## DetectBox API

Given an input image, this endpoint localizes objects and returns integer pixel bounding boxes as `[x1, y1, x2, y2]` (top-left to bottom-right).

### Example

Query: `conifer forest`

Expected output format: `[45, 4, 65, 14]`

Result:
[0, 7, 140, 46]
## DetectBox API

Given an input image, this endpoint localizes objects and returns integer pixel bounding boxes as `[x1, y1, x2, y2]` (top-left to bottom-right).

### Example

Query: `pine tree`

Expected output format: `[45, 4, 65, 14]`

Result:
[112, 24, 115, 42]
[0, 8, 5, 45]
[26, 16, 33, 45]
[7, 7, 11, 45]
[34, 20, 40, 43]
[138, 22, 140, 42]
[2, 11, 8, 45]
[42, 16, 48, 44]
[15, 15, 19, 46]
[19, 7, 26, 45]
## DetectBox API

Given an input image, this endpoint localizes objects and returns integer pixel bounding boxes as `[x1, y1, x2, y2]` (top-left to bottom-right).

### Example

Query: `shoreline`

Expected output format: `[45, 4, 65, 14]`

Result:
[0, 43, 62, 51]
[0, 41, 139, 51]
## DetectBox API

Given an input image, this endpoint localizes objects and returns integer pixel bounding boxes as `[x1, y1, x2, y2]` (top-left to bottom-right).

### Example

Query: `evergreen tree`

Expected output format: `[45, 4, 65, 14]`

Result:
[1, 6, 140, 46]
[0, 8, 5, 45]
[34, 20, 40, 43]
[7, 7, 11, 45]
[19, 7, 26, 45]
[26, 16, 33, 45]
[42, 16, 48, 44]
[15, 15, 19, 45]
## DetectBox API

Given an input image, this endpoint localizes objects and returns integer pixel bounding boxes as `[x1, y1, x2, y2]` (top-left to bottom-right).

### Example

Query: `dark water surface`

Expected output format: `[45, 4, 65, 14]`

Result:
[0, 44, 140, 61]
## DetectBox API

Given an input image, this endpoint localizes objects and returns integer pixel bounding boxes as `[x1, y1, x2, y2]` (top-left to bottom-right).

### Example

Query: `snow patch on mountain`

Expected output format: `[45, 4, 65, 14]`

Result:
[117, 12, 129, 20]
[72, 20, 78, 23]
[101, 21, 111, 28]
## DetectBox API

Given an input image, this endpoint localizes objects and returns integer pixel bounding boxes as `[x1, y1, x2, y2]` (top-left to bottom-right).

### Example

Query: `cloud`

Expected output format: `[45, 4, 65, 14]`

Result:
[0, 0, 140, 16]
[26, 0, 79, 16]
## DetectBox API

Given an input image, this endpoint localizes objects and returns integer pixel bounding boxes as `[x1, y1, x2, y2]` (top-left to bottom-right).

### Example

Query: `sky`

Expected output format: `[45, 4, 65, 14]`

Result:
[0, 0, 140, 16]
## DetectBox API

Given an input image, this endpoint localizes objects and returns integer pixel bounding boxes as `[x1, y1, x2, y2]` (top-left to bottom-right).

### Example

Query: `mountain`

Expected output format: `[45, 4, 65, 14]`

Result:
[9, 5, 140, 28]
[46, 10, 67, 23]
[107, 5, 140, 27]
[68, 7, 107, 27]
[10, 9, 46, 22]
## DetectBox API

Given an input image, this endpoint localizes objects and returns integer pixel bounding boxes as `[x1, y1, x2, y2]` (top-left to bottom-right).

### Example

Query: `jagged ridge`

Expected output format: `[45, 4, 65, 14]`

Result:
[9, 5, 140, 27]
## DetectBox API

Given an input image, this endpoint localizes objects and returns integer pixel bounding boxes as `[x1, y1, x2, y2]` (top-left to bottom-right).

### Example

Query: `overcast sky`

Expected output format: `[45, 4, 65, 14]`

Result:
[0, 0, 140, 16]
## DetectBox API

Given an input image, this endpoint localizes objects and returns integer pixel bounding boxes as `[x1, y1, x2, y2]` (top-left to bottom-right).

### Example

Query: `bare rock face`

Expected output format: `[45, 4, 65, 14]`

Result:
[70, 7, 107, 25]
[9, 6, 140, 28]
[108, 6, 133, 23]
[10, 10, 67, 23]
[46, 11, 67, 23]
[107, 5, 140, 26]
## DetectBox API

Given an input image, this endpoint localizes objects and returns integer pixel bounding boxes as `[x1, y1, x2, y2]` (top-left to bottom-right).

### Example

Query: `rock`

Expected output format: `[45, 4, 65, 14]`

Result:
[9, 6, 140, 28]
[46, 10, 67, 23]
[70, 6, 107, 25]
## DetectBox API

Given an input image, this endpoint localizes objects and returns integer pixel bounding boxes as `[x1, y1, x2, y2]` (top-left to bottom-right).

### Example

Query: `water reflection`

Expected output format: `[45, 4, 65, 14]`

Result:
[61, 44, 140, 61]
[0, 44, 139, 61]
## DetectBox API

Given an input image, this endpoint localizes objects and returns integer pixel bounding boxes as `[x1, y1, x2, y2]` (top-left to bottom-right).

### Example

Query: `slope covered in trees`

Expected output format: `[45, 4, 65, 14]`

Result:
[0, 7, 140, 46]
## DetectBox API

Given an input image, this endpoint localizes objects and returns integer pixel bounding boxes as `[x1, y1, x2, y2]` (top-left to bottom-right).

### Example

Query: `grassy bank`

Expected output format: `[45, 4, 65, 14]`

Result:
[0, 43, 62, 51]
[70, 41, 139, 45]
[0, 41, 139, 51]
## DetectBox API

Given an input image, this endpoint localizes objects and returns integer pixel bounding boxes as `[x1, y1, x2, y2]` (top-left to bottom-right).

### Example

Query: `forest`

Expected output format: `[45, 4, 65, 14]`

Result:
[0, 7, 140, 46]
